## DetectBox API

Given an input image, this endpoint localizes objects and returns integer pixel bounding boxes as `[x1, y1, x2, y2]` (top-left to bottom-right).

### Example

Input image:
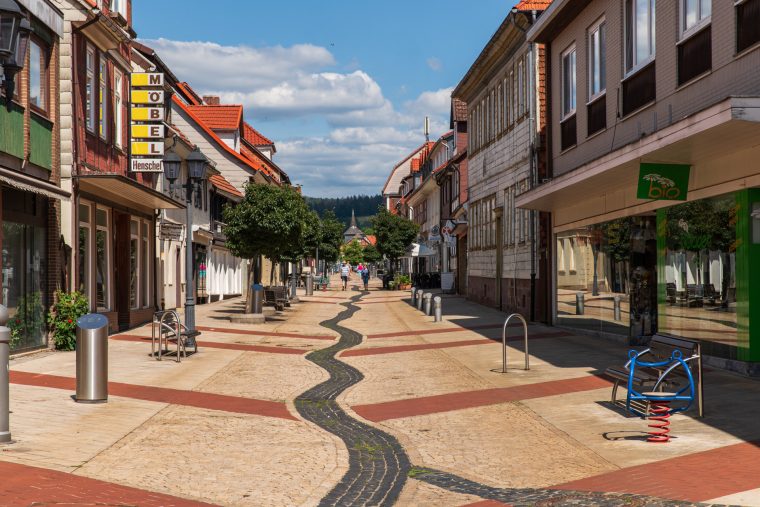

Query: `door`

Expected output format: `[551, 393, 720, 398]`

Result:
[114, 211, 131, 331]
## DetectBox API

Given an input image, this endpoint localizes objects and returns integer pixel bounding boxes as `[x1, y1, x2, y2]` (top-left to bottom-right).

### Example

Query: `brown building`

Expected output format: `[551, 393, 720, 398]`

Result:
[519, 0, 760, 373]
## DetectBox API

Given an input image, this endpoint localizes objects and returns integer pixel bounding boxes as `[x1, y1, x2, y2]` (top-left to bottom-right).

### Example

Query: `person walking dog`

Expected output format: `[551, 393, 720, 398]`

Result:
[340, 261, 350, 290]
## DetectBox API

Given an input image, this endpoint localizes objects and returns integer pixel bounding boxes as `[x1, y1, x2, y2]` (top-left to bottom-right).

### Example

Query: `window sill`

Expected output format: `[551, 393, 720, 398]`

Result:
[734, 39, 760, 59]
[30, 108, 52, 125]
[586, 127, 606, 141]
[679, 20, 711, 44]
[623, 58, 655, 82]
[586, 92, 606, 108]
[619, 99, 656, 121]
[676, 68, 712, 91]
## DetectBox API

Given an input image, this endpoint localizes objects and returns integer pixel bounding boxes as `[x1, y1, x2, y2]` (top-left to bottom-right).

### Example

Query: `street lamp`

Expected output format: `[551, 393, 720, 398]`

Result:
[0, 0, 31, 100]
[163, 147, 208, 347]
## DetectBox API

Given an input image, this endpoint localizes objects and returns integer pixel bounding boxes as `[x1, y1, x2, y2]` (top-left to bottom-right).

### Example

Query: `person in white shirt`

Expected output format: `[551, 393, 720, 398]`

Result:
[340, 262, 351, 290]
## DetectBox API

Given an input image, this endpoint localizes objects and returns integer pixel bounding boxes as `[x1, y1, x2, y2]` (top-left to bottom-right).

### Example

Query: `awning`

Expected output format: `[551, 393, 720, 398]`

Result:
[76, 174, 184, 211]
[403, 243, 437, 258]
[0, 168, 70, 201]
[516, 97, 760, 231]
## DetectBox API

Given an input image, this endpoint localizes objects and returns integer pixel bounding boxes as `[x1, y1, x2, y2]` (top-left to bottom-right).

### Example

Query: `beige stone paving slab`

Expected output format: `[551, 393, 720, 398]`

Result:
[341, 349, 490, 406]
[3, 384, 163, 472]
[706, 487, 760, 506]
[379, 402, 616, 490]
[195, 351, 329, 402]
[396, 478, 485, 506]
[76, 405, 346, 507]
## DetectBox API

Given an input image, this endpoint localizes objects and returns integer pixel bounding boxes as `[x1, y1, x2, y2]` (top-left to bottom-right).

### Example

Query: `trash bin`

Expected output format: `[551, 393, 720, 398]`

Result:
[75, 313, 109, 403]
[305, 274, 314, 296]
[252, 284, 264, 314]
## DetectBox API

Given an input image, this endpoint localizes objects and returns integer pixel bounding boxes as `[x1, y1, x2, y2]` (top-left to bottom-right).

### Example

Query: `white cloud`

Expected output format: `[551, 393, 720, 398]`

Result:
[427, 57, 443, 71]
[144, 38, 455, 196]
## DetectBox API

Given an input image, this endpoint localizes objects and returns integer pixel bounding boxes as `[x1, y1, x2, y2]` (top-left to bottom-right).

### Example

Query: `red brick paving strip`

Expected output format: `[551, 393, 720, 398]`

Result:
[461, 501, 511, 507]
[553, 441, 760, 502]
[196, 326, 335, 340]
[367, 323, 567, 339]
[352, 375, 611, 422]
[0, 460, 213, 506]
[10, 371, 297, 421]
[342, 331, 571, 357]
[111, 334, 308, 355]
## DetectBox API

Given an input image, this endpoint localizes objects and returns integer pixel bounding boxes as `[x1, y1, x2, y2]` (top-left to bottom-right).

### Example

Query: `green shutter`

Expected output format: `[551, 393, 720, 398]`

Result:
[29, 114, 53, 171]
[0, 99, 25, 159]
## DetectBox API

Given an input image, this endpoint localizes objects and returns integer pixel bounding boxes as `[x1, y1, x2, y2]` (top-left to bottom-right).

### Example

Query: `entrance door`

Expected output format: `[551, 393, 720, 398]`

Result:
[114, 211, 131, 331]
[629, 216, 658, 340]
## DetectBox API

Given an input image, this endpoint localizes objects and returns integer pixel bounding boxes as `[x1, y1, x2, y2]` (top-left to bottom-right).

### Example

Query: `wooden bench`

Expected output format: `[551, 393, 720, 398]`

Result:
[605, 333, 703, 417]
[264, 286, 288, 311]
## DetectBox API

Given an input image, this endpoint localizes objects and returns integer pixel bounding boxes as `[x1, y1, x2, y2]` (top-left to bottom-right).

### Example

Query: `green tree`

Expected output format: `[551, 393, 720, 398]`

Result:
[371, 206, 419, 274]
[342, 239, 365, 265]
[223, 184, 310, 290]
[317, 210, 345, 264]
[362, 243, 382, 264]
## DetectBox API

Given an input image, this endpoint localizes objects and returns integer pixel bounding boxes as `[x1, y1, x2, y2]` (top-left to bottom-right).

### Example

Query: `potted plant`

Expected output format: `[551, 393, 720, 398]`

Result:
[395, 274, 412, 290]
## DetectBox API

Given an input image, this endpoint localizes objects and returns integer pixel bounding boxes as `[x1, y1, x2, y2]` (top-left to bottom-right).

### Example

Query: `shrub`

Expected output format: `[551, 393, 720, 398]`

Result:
[47, 291, 90, 351]
[395, 274, 411, 286]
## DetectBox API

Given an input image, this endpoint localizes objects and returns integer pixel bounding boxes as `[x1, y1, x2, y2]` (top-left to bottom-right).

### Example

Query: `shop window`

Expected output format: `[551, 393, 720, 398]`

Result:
[130, 220, 138, 309]
[28, 38, 49, 114]
[85, 44, 96, 132]
[95, 208, 110, 310]
[736, 0, 760, 53]
[78, 203, 91, 297]
[141, 222, 149, 308]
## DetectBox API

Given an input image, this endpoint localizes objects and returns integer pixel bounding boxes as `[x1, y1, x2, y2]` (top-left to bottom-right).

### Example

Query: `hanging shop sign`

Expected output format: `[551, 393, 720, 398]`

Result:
[428, 224, 442, 242]
[637, 163, 691, 201]
[130, 73, 165, 173]
[160, 222, 184, 241]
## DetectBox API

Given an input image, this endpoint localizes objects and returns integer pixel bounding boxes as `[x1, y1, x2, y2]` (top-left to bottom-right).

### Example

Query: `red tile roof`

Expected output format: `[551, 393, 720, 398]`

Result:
[243, 122, 274, 147]
[411, 158, 421, 172]
[514, 0, 552, 10]
[210, 174, 243, 198]
[365, 235, 377, 246]
[176, 82, 203, 106]
[451, 98, 467, 123]
[185, 105, 243, 131]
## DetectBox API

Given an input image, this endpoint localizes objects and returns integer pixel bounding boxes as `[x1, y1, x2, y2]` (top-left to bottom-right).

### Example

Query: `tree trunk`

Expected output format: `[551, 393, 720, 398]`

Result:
[245, 260, 255, 313]
[270, 261, 276, 286]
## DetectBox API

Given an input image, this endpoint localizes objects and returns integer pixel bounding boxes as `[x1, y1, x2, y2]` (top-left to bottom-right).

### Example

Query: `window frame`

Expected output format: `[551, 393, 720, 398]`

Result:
[141, 221, 150, 309]
[735, 0, 760, 54]
[561, 44, 577, 120]
[518, 59, 525, 117]
[28, 36, 50, 115]
[98, 52, 109, 141]
[95, 206, 111, 311]
[129, 219, 139, 310]
[85, 43, 96, 133]
[625, 0, 656, 76]
[680, 0, 711, 40]
[587, 17, 607, 103]
[78, 202, 92, 302]
[114, 69, 124, 149]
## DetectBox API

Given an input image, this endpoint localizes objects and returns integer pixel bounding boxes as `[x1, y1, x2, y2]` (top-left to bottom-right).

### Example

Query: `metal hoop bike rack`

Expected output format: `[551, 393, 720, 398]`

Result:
[500, 313, 529, 373]
[151, 310, 197, 362]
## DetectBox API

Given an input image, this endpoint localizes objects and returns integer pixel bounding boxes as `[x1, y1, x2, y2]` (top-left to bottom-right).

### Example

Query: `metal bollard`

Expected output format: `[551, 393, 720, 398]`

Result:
[410, 287, 417, 306]
[305, 274, 314, 296]
[416, 289, 424, 310]
[433, 296, 442, 322]
[576, 292, 585, 315]
[613, 295, 621, 321]
[423, 293, 433, 316]
[0, 305, 9, 443]
[290, 273, 298, 299]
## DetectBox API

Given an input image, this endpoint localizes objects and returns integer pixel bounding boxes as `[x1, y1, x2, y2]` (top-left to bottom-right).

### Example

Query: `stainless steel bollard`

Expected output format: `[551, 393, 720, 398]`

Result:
[416, 289, 424, 310]
[434, 296, 442, 322]
[424, 293, 433, 316]
[305, 274, 314, 296]
[252, 284, 264, 314]
[0, 305, 10, 443]
[613, 295, 622, 321]
[75, 314, 109, 403]
[410, 286, 417, 306]
[290, 273, 298, 299]
[576, 292, 585, 315]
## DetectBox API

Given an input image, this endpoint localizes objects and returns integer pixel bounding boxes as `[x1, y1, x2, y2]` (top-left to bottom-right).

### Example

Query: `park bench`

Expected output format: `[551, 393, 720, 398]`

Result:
[264, 286, 288, 311]
[604, 333, 703, 417]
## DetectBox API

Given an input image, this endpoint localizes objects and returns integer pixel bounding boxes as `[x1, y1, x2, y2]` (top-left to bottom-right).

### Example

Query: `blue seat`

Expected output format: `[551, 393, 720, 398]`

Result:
[625, 349, 698, 417]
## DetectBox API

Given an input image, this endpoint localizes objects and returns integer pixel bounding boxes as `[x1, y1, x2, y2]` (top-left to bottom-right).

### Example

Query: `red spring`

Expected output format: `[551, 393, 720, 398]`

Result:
[647, 400, 671, 443]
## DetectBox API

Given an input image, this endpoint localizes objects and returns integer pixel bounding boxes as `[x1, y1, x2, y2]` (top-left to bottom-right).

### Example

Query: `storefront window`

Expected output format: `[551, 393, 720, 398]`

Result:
[141, 222, 149, 307]
[96, 208, 110, 310]
[556, 216, 657, 339]
[130, 220, 138, 309]
[659, 194, 737, 356]
[78, 203, 90, 295]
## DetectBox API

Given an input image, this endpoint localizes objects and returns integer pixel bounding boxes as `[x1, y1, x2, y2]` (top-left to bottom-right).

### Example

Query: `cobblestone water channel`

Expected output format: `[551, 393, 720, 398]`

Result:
[297, 293, 715, 507]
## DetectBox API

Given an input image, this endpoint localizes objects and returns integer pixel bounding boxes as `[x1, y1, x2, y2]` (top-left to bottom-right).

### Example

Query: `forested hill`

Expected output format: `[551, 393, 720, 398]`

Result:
[304, 195, 383, 229]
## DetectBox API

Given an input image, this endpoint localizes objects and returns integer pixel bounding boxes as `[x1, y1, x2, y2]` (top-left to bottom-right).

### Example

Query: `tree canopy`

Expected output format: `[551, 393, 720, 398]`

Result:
[342, 240, 365, 265]
[371, 206, 419, 266]
[317, 210, 345, 264]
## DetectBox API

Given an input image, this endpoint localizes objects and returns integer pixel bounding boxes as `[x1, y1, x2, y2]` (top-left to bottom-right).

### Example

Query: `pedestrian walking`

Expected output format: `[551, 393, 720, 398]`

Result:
[361, 265, 370, 291]
[340, 261, 350, 290]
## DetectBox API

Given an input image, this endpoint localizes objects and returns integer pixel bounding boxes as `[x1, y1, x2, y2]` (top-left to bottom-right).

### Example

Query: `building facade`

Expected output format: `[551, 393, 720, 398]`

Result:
[0, 0, 67, 351]
[453, 2, 551, 320]
[520, 0, 760, 372]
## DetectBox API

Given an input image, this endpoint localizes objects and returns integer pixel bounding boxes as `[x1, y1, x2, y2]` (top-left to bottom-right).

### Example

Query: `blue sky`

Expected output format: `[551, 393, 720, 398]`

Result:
[134, 1, 515, 197]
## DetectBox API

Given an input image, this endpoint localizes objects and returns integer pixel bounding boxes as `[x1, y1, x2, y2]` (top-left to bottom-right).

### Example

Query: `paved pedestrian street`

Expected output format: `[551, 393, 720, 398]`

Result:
[2, 277, 760, 506]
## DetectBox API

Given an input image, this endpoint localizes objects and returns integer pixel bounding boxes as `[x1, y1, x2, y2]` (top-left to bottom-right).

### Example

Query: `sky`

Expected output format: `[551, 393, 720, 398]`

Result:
[133, 1, 516, 198]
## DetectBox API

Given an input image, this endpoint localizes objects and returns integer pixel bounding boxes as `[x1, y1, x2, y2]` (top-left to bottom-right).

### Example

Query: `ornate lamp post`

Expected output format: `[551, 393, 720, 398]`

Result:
[163, 148, 208, 346]
[0, 0, 31, 100]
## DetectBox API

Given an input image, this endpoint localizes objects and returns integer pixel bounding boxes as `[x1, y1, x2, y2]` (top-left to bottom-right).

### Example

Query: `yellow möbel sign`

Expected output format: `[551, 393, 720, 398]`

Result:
[131, 124, 165, 139]
[131, 90, 164, 105]
[131, 73, 164, 87]
[131, 142, 164, 156]
[131, 106, 164, 121]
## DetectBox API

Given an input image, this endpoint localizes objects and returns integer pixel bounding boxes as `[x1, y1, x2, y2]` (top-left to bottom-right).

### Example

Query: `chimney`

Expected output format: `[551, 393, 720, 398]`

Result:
[203, 96, 220, 105]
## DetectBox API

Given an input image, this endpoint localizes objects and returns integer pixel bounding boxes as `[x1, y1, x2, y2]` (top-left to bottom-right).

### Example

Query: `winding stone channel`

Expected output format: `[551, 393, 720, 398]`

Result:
[297, 292, 710, 507]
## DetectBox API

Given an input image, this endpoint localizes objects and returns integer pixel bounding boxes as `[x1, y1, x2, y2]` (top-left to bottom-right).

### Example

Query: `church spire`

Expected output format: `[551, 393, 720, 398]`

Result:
[350, 209, 357, 227]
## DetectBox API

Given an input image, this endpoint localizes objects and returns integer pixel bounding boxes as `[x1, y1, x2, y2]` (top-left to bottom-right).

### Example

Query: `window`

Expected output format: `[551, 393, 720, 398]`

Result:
[78, 203, 91, 297]
[682, 0, 711, 35]
[503, 77, 509, 128]
[508, 71, 514, 126]
[497, 83, 503, 134]
[114, 70, 123, 148]
[29, 39, 48, 113]
[588, 19, 606, 99]
[130, 220, 138, 309]
[561, 46, 576, 118]
[141, 222, 149, 308]
[736, 0, 760, 53]
[625, 0, 656, 73]
[111, 0, 128, 17]
[517, 60, 525, 117]
[95, 208, 110, 310]
[86, 44, 96, 132]
[99, 53, 108, 140]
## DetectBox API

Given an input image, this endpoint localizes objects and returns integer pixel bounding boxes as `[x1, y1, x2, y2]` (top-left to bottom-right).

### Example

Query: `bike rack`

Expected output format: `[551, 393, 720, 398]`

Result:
[501, 313, 529, 373]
